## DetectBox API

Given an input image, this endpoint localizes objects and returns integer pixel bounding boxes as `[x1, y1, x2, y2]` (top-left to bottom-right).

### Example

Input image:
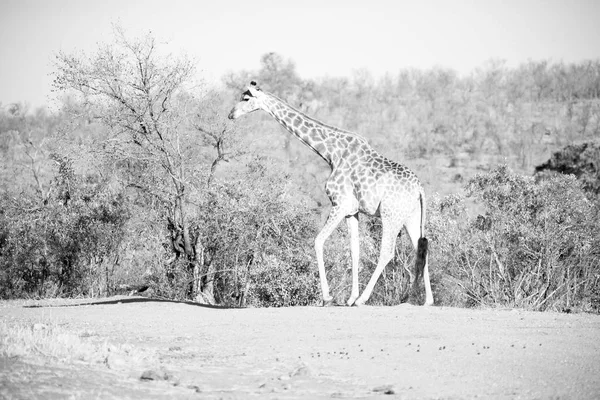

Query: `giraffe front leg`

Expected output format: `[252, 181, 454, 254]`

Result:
[345, 214, 360, 306]
[315, 207, 347, 306]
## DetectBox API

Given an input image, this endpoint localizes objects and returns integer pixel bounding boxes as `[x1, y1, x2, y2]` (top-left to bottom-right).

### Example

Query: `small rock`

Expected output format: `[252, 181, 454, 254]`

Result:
[186, 385, 202, 393]
[140, 369, 167, 381]
[373, 384, 395, 395]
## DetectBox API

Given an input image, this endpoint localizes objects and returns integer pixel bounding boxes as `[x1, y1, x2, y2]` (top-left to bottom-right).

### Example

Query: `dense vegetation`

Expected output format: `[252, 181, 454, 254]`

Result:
[1, 29, 599, 311]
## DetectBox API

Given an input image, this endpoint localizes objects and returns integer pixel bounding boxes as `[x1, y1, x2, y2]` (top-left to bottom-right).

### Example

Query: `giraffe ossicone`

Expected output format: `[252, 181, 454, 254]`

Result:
[229, 81, 434, 307]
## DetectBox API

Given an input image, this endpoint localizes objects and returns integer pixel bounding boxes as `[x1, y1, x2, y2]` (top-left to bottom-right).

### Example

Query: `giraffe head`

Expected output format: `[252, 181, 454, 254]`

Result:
[228, 81, 265, 120]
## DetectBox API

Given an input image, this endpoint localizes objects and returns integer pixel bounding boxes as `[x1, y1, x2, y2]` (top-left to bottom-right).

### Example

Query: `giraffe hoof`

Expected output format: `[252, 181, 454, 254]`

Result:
[352, 299, 365, 307]
[322, 298, 335, 307]
[346, 297, 358, 307]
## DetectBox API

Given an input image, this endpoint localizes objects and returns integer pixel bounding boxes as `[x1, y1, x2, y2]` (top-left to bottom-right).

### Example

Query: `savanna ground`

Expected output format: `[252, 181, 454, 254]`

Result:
[2, 297, 599, 399]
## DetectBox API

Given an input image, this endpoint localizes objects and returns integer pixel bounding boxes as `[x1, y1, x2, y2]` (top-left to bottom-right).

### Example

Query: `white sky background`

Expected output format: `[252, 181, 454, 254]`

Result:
[1, 0, 599, 109]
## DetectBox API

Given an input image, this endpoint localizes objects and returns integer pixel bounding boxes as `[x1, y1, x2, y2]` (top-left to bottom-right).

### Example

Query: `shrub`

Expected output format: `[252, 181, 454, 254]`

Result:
[535, 141, 600, 195]
[248, 254, 319, 307]
[191, 158, 322, 307]
[0, 156, 128, 298]
[429, 165, 599, 311]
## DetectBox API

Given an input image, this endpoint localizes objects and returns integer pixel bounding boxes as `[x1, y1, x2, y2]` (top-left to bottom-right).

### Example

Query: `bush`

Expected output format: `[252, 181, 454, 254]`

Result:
[535, 141, 600, 195]
[191, 158, 321, 307]
[248, 254, 318, 307]
[0, 156, 128, 298]
[429, 165, 600, 311]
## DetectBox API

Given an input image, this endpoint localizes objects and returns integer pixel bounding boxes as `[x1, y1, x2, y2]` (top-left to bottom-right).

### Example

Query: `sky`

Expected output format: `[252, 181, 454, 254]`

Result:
[1, 0, 600, 110]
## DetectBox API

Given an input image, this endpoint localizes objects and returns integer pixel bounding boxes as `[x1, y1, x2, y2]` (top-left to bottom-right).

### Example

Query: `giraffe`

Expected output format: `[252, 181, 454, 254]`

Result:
[228, 81, 434, 307]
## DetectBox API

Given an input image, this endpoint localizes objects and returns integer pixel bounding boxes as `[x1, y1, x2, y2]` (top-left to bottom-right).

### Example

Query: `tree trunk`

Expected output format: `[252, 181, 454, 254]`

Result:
[201, 252, 216, 305]
[171, 187, 199, 299]
[240, 259, 252, 307]
[176, 191, 194, 257]
[191, 238, 215, 305]
[192, 238, 203, 298]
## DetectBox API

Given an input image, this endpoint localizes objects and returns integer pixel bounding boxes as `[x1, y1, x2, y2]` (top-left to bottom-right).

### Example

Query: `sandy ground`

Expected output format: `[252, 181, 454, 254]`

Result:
[1, 297, 599, 399]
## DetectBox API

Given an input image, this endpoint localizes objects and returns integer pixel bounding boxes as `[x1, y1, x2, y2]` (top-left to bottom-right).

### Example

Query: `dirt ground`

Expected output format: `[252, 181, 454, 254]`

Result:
[1, 297, 599, 399]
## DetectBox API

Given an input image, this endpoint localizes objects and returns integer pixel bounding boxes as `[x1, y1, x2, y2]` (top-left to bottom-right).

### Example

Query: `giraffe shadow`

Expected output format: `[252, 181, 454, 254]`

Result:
[22, 296, 232, 310]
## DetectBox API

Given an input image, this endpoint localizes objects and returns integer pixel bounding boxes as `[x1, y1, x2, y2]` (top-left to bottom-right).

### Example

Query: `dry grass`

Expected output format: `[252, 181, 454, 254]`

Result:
[0, 319, 154, 369]
[1, 320, 102, 363]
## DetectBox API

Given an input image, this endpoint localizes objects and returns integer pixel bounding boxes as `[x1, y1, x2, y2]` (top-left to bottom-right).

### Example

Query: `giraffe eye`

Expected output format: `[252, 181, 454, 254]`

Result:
[241, 90, 253, 101]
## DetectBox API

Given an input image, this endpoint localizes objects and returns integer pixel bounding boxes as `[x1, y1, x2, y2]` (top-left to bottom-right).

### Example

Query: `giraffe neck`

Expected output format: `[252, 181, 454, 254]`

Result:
[260, 92, 348, 167]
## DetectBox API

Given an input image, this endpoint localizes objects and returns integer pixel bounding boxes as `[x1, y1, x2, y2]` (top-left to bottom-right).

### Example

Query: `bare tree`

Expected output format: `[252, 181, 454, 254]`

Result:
[192, 90, 248, 187]
[53, 26, 230, 300]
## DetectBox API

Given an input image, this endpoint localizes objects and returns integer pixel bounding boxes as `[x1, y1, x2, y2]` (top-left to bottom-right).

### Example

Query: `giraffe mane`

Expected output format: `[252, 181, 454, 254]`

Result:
[264, 90, 369, 143]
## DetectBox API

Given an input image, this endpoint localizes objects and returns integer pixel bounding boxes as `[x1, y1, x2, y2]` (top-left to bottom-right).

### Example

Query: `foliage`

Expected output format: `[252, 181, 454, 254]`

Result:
[53, 26, 200, 262]
[429, 165, 599, 311]
[194, 157, 321, 307]
[535, 141, 600, 194]
[0, 103, 61, 199]
[52, 26, 247, 302]
[0, 156, 128, 299]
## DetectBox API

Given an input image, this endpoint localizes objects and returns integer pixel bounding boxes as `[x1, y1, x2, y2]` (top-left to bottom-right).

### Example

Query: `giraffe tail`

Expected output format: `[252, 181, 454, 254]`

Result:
[414, 237, 428, 285]
[414, 192, 428, 286]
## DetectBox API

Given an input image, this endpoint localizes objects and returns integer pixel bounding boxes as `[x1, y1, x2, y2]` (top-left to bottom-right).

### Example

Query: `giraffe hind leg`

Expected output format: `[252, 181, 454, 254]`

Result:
[353, 217, 401, 306]
[345, 213, 360, 306]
